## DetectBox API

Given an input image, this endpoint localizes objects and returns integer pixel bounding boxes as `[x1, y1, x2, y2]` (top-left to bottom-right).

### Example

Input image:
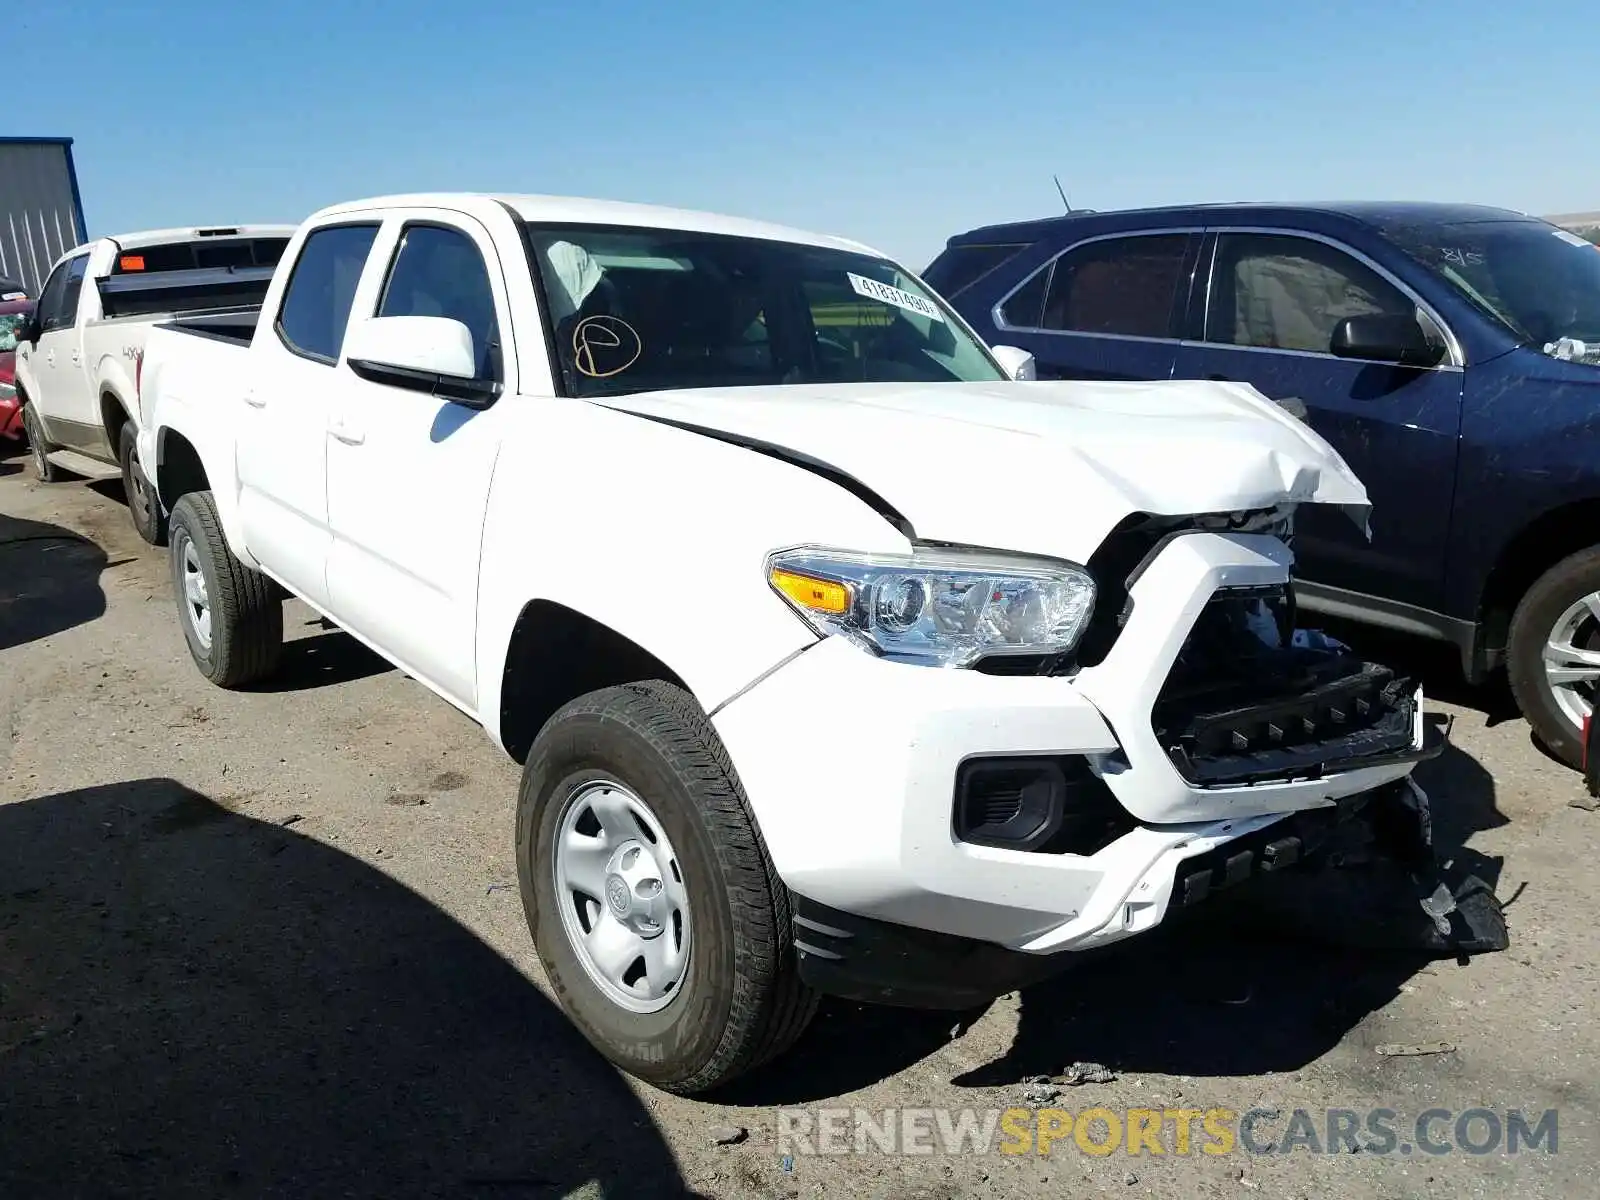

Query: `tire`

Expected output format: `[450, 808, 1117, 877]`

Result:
[517, 680, 817, 1094]
[168, 491, 283, 688]
[119, 421, 166, 545]
[1507, 545, 1600, 769]
[21, 402, 61, 483]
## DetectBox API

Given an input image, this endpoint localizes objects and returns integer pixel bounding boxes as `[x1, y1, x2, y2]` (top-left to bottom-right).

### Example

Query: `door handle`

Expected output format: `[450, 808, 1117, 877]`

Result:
[329, 417, 365, 446]
[242, 391, 266, 409]
[45, 350, 55, 367]
[71, 349, 81, 365]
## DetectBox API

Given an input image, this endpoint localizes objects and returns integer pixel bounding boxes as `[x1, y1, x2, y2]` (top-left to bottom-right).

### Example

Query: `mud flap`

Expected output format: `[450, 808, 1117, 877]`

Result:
[1234, 778, 1510, 955]
[1584, 713, 1600, 797]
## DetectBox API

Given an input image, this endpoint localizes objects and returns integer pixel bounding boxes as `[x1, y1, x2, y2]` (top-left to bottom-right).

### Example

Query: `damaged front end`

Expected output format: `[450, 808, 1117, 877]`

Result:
[1151, 581, 1506, 956]
[1171, 774, 1509, 955]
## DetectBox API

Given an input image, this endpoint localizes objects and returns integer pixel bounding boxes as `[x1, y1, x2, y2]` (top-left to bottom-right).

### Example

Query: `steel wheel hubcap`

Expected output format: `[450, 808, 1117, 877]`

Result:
[27, 412, 45, 476]
[1543, 591, 1600, 731]
[554, 779, 690, 1014]
[179, 535, 212, 650]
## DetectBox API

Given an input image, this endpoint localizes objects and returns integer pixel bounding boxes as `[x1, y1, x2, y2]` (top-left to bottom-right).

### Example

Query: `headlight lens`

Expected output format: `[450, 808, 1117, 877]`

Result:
[767, 546, 1097, 668]
[0, 381, 14, 402]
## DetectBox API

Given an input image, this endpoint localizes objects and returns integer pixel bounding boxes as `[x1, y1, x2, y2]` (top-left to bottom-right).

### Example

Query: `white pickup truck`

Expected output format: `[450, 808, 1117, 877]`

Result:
[136, 192, 1501, 1093]
[14, 225, 294, 541]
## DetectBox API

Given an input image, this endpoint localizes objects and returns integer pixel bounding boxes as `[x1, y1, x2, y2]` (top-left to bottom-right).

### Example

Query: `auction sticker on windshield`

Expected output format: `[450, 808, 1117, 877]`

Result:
[848, 272, 945, 323]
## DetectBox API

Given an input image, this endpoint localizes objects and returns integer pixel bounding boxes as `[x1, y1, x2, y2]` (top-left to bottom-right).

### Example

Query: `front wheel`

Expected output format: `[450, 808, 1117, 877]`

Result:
[168, 491, 283, 688]
[120, 422, 166, 545]
[517, 680, 816, 1094]
[21, 403, 61, 483]
[1508, 546, 1600, 768]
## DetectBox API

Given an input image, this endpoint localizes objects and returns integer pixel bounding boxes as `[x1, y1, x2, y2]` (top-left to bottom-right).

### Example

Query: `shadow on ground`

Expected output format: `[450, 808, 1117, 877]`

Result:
[726, 741, 1508, 1106]
[0, 779, 694, 1199]
[244, 618, 396, 693]
[0, 514, 108, 651]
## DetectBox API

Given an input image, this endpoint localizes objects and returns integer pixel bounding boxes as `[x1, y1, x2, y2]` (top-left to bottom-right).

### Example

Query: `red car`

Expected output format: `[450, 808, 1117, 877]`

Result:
[0, 298, 32, 442]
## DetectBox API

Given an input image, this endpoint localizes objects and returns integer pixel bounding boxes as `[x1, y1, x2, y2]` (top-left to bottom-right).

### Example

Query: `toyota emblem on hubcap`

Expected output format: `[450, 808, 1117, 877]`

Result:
[606, 875, 630, 915]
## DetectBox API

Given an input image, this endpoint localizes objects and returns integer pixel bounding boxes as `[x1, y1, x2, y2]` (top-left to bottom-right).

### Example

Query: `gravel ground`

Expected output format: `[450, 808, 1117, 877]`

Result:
[2, 451, 1596, 1199]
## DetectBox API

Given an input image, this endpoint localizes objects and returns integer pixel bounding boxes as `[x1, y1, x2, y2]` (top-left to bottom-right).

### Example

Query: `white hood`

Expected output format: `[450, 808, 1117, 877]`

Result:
[597, 378, 1370, 562]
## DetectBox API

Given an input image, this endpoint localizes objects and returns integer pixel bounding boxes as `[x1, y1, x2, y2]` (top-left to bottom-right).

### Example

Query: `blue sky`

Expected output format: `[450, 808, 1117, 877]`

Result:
[23, 0, 1599, 268]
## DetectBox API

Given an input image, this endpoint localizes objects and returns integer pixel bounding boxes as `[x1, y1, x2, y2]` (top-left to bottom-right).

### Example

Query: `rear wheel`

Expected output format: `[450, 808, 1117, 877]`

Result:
[1508, 546, 1600, 769]
[21, 402, 60, 483]
[119, 422, 166, 545]
[517, 680, 816, 1094]
[168, 491, 282, 687]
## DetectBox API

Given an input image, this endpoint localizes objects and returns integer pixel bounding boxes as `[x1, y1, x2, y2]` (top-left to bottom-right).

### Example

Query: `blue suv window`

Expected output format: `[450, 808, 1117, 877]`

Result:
[1038, 234, 1190, 338]
[922, 243, 1027, 299]
[1206, 233, 1413, 354]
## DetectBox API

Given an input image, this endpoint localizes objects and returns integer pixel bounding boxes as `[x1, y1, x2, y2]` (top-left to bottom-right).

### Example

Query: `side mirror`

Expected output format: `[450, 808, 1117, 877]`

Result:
[990, 343, 1037, 381]
[18, 312, 41, 346]
[1329, 313, 1445, 368]
[343, 315, 499, 407]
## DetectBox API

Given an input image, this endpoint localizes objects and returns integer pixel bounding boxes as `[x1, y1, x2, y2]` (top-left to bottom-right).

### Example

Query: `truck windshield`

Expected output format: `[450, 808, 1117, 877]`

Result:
[1380, 220, 1600, 361]
[522, 224, 1007, 395]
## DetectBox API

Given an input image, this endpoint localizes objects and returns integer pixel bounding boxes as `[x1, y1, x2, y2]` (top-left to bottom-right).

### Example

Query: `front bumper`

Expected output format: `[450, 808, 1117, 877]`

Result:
[712, 531, 1439, 956]
[0, 394, 21, 440]
[788, 779, 1436, 1008]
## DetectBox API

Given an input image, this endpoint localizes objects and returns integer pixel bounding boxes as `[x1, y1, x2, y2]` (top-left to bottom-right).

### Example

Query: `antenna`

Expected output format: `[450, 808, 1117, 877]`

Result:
[1053, 175, 1073, 213]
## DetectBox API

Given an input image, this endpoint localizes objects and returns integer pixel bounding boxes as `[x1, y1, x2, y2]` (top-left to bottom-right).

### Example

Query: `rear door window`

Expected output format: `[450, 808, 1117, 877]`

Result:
[276, 224, 381, 363]
[112, 238, 289, 274]
[1205, 233, 1415, 354]
[1039, 234, 1192, 338]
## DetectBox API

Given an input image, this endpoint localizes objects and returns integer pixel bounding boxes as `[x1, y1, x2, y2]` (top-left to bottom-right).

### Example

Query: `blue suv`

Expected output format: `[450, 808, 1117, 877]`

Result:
[930, 203, 1600, 768]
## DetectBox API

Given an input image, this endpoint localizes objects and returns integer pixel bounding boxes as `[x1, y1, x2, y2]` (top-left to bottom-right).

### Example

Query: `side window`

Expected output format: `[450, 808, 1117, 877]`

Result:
[376, 225, 501, 380]
[1038, 234, 1191, 338]
[1207, 233, 1414, 354]
[921, 243, 1027, 299]
[276, 223, 381, 363]
[32, 260, 70, 332]
[998, 264, 1050, 328]
[40, 255, 89, 333]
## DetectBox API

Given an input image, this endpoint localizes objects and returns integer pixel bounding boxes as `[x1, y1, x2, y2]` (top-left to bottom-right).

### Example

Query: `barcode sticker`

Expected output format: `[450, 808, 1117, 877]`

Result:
[847, 272, 945, 323]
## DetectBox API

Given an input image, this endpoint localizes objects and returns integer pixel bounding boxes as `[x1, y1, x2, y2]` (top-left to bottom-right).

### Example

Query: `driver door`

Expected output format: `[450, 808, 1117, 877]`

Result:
[1173, 230, 1464, 610]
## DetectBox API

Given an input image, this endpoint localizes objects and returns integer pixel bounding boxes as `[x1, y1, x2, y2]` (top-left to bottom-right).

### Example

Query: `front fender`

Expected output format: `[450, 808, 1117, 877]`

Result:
[473, 398, 911, 748]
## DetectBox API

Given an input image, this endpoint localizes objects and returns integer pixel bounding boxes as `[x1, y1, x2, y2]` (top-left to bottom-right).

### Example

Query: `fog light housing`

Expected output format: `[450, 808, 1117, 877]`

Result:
[952, 758, 1068, 851]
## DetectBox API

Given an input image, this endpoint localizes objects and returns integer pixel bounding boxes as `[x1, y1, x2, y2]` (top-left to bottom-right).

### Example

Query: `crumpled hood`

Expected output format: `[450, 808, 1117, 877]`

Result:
[595, 378, 1370, 562]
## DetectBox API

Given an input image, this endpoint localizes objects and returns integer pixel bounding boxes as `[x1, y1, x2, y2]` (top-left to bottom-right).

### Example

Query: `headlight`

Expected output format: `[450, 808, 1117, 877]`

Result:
[766, 546, 1096, 668]
[0, 382, 14, 401]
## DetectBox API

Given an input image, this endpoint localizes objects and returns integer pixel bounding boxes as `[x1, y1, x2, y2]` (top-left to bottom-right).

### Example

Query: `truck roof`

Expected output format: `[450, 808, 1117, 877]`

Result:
[307, 192, 886, 260]
[945, 200, 1543, 247]
[104, 224, 299, 251]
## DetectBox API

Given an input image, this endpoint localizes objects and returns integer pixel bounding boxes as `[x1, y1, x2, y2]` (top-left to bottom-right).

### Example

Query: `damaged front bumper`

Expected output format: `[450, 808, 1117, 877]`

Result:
[791, 774, 1508, 1010]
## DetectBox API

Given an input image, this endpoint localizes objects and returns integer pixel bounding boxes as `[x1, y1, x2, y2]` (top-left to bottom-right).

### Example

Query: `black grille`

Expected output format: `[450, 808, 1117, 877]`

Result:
[1153, 588, 1424, 786]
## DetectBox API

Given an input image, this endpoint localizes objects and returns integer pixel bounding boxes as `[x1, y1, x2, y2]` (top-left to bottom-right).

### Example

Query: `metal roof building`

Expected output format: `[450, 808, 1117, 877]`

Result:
[0, 136, 88, 294]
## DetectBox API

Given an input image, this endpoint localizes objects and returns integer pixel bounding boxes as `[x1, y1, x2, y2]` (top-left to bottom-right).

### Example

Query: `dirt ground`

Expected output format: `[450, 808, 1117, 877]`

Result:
[2, 449, 1596, 1200]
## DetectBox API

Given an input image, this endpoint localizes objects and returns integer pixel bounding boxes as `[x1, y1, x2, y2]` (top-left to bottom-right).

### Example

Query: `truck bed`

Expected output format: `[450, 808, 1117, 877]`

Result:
[96, 265, 276, 322]
[157, 309, 261, 346]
